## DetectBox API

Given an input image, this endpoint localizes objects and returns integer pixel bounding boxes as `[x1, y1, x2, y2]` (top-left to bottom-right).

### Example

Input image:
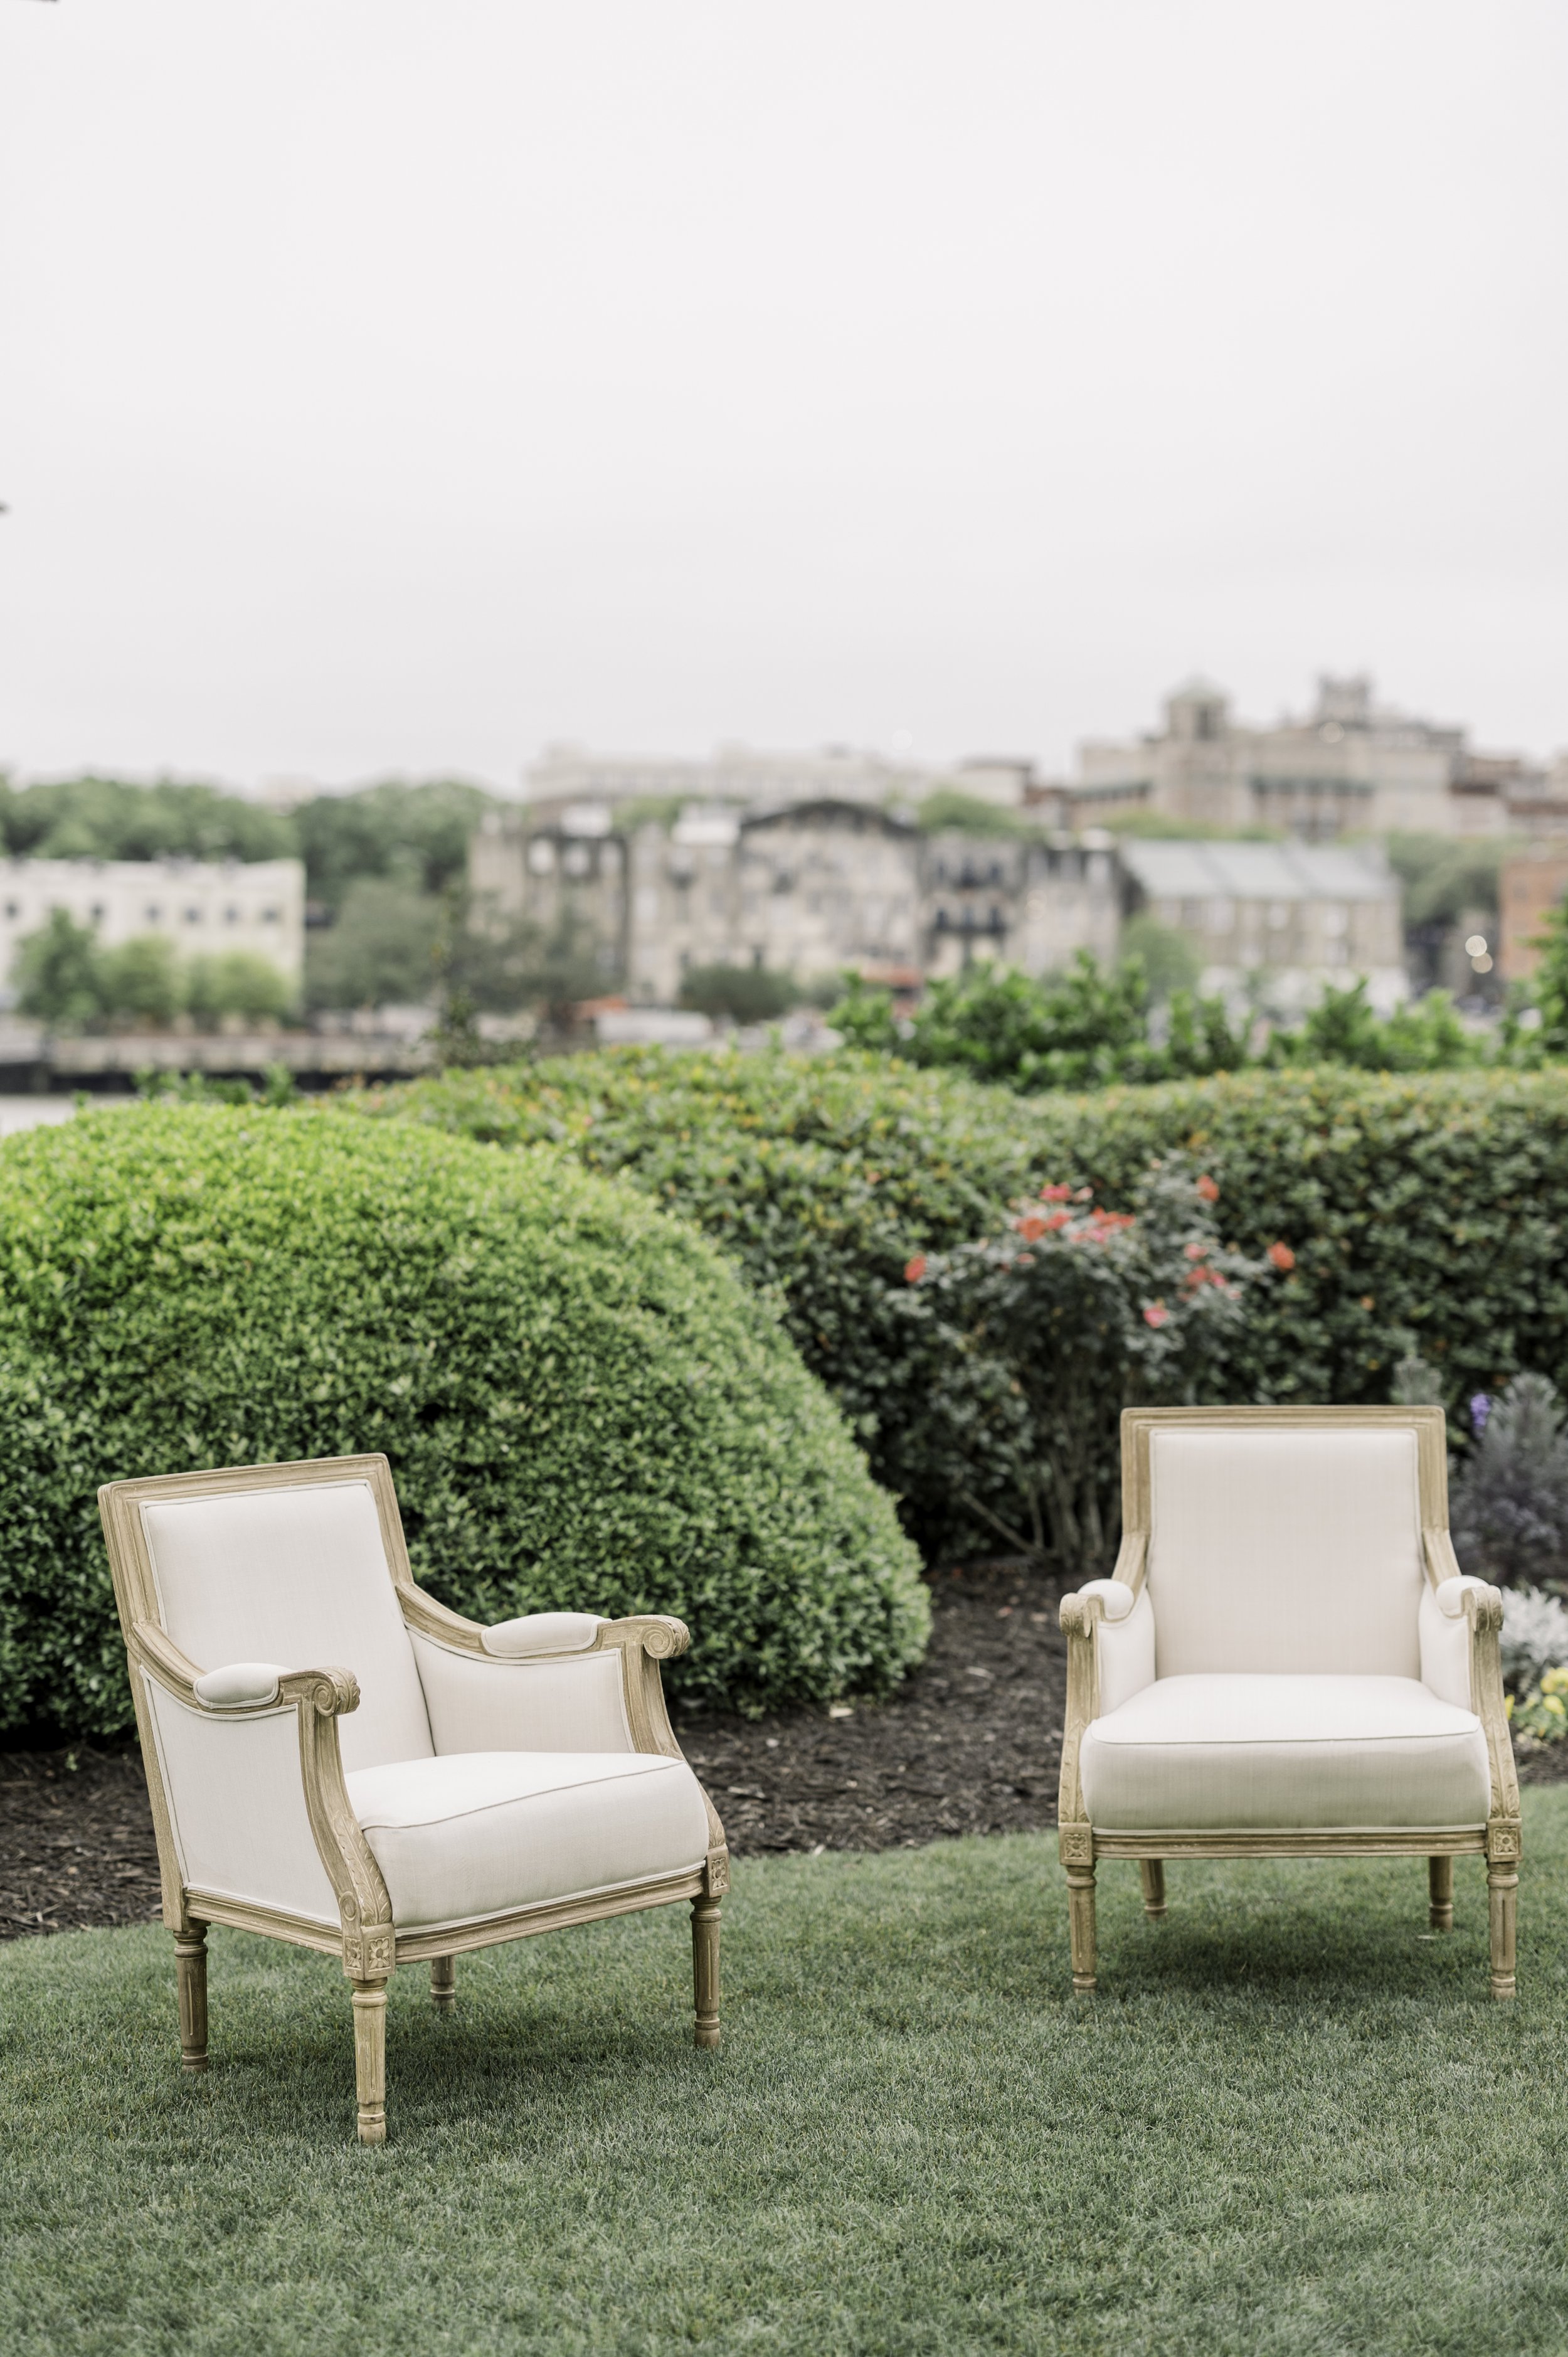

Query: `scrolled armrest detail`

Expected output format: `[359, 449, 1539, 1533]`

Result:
[1076, 1578, 1136, 1622]
[598, 1614, 691, 1661]
[1435, 1573, 1496, 1625]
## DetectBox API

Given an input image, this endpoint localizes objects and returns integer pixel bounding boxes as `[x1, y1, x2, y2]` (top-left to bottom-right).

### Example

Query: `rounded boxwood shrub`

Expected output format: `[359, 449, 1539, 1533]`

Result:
[0, 1104, 929, 1742]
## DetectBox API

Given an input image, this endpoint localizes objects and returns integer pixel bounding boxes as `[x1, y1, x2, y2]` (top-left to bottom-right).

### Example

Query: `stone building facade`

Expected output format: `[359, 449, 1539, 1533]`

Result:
[1117, 839, 1404, 1011]
[1072, 676, 1542, 840]
[470, 799, 1120, 1001]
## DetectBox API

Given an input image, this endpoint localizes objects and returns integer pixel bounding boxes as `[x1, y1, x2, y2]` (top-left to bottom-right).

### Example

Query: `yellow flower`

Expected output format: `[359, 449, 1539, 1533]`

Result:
[1547, 1693, 1565, 1718]
[1544, 1666, 1568, 1695]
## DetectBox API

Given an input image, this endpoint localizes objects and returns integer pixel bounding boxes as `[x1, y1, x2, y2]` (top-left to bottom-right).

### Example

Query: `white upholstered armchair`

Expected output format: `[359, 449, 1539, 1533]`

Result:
[99, 1455, 728, 2142]
[1057, 1407, 1520, 1998]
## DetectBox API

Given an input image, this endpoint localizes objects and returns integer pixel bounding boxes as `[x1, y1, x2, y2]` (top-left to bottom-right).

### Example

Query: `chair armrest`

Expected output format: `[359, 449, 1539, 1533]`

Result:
[1417, 1541, 1519, 1836]
[1059, 1535, 1154, 1841]
[132, 1619, 362, 1718]
[129, 1620, 390, 1972]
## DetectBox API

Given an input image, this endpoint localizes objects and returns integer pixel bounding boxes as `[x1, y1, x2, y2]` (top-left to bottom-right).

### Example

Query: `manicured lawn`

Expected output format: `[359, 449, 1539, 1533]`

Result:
[4, 1799, 1567, 2356]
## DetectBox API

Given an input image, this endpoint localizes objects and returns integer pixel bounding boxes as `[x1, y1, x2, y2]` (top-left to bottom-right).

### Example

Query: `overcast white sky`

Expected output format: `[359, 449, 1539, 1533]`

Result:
[3, 1, 1565, 794]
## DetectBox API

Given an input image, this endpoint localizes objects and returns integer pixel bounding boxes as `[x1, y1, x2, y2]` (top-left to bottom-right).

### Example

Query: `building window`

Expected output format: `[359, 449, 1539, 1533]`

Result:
[224, 906, 240, 925]
[144, 905, 162, 922]
[184, 907, 203, 924]
[90, 903, 106, 922]
[261, 907, 280, 923]
[3, 902, 18, 920]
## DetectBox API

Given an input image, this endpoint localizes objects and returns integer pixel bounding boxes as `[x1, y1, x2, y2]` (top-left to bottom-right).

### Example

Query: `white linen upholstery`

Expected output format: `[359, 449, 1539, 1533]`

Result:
[1096, 1588, 1156, 1716]
[140, 1482, 433, 1774]
[1079, 1673, 1490, 1832]
[1147, 1427, 1424, 1678]
[409, 1631, 634, 1754]
[192, 1661, 289, 1708]
[143, 1676, 340, 1923]
[1418, 1578, 1490, 1710]
[483, 1612, 603, 1657]
[345, 1750, 710, 1931]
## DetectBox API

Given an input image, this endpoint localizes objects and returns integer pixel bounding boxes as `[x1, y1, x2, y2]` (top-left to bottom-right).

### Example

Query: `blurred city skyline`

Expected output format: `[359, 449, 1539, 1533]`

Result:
[3, 1, 1565, 791]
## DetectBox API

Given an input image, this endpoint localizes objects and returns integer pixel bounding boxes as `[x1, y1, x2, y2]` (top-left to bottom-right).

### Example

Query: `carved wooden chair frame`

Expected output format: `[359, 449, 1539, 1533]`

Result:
[99, 1454, 728, 2142]
[1056, 1406, 1520, 1998]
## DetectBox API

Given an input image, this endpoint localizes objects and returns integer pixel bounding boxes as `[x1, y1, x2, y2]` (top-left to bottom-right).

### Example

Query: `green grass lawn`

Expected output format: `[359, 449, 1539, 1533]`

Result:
[4, 1798, 1567, 2357]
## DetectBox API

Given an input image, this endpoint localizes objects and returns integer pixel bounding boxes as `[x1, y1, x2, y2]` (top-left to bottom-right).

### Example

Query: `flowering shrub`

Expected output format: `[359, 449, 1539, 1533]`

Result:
[1507, 1665, 1568, 1745]
[892, 1163, 1258, 1571]
[1499, 1583, 1568, 1690]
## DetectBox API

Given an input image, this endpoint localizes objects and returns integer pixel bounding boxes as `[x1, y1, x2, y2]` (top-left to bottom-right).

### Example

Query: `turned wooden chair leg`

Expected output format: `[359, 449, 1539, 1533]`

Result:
[1067, 1862, 1098, 1993]
[429, 1956, 456, 2013]
[1139, 1860, 1167, 1919]
[691, 1895, 721, 2048]
[1428, 1855, 1454, 1932]
[1488, 1861, 1517, 2001]
[174, 1921, 208, 2073]
[352, 1979, 389, 2144]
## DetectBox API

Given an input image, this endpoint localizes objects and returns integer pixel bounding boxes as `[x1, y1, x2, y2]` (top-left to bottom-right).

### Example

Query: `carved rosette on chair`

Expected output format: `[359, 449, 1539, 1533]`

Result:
[1056, 1407, 1520, 2000]
[99, 1455, 729, 2144]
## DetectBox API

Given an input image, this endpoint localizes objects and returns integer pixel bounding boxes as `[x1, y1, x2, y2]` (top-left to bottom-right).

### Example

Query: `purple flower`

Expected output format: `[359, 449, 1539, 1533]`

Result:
[1470, 1393, 1491, 1434]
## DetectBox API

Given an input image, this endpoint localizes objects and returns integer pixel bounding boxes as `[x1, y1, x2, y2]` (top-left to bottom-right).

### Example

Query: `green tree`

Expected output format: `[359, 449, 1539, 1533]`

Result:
[292, 780, 494, 918]
[1269, 977, 1481, 1073]
[679, 964, 798, 1023]
[97, 935, 185, 1026]
[304, 879, 443, 1011]
[0, 774, 293, 864]
[1117, 913, 1202, 1000]
[914, 790, 1033, 838]
[1525, 899, 1568, 1056]
[186, 950, 295, 1026]
[11, 910, 103, 1027]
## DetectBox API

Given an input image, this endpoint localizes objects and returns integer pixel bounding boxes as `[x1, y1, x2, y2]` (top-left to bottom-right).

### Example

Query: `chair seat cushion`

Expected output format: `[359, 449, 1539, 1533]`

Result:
[1079, 1674, 1491, 1833]
[344, 1751, 711, 1932]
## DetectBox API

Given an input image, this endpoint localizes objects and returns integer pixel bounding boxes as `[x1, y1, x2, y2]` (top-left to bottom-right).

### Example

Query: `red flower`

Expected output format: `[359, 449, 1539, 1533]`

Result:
[1267, 1241, 1296, 1272]
[904, 1255, 928, 1284]
[1044, 1210, 1071, 1231]
[1143, 1302, 1170, 1328]
[1184, 1240, 1209, 1260]
[1015, 1211, 1047, 1241]
[1195, 1174, 1219, 1203]
[1041, 1183, 1073, 1201]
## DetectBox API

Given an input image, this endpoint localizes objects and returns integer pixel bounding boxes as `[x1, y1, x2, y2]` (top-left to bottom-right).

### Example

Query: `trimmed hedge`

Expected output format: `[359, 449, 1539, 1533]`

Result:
[361, 1053, 1568, 1552]
[1034, 1066, 1568, 1412]
[0, 1105, 928, 1741]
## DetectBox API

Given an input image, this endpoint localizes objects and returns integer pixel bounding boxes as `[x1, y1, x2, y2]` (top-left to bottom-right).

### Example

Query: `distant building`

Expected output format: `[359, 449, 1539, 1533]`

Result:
[1073, 676, 1543, 840]
[0, 856, 305, 1006]
[470, 799, 1118, 1001]
[1118, 838, 1404, 1011]
[1498, 845, 1568, 981]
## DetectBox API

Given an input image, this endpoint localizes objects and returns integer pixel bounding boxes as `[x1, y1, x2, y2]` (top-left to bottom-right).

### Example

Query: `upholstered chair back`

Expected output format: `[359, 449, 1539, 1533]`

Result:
[1145, 1425, 1425, 1679]
[138, 1476, 433, 1773]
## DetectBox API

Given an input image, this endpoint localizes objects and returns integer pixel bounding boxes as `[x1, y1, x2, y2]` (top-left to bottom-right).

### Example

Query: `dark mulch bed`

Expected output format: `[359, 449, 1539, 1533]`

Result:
[5, 1561, 1555, 1940]
[675, 1563, 1067, 1853]
[0, 1746, 165, 1940]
